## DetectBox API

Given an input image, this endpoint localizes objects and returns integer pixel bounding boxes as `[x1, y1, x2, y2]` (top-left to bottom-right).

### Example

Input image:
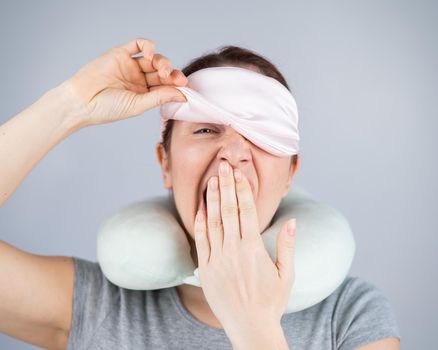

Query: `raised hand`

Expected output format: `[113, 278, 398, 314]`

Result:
[64, 37, 188, 127]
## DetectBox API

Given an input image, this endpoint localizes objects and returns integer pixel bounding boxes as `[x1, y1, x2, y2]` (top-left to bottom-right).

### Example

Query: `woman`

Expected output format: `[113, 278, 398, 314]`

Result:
[0, 38, 400, 349]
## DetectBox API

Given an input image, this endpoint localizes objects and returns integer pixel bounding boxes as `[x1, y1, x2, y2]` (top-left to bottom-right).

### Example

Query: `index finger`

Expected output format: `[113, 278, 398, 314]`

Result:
[135, 53, 175, 79]
[118, 37, 155, 60]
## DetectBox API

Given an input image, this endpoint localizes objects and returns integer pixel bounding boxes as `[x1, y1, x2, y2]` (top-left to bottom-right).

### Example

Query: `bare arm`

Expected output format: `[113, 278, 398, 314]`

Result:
[0, 37, 187, 208]
[0, 241, 74, 350]
[0, 38, 188, 349]
[354, 337, 400, 349]
[0, 82, 87, 207]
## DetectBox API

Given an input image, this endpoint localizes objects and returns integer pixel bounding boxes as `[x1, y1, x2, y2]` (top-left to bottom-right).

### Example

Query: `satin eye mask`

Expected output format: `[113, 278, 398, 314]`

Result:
[159, 66, 300, 157]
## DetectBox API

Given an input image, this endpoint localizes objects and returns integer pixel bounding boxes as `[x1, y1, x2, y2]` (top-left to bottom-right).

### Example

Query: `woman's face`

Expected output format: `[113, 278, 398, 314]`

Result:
[156, 121, 300, 239]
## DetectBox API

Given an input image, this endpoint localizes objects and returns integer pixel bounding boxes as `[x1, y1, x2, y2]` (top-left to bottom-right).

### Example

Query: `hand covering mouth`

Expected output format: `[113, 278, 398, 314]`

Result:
[197, 175, 255, 210]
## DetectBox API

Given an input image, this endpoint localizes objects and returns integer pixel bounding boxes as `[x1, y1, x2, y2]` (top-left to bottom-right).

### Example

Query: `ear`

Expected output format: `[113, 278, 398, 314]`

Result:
[155, 143, 173, 189]
[282, 154, 300, 198]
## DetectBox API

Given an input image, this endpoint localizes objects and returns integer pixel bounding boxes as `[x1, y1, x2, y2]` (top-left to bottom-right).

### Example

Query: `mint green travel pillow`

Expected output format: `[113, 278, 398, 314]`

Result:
[96, 185, 355, 314]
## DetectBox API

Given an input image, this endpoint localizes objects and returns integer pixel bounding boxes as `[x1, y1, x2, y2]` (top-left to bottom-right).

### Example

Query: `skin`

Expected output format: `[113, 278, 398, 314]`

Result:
[156, 114, 301, 329]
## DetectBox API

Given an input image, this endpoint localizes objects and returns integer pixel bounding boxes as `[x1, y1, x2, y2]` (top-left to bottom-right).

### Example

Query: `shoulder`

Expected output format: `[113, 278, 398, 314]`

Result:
[72, 256, 101, 276]
[71, 256, 118, 296]
[336, 275, 386, 299]
[333, 275, 396, 316]
[70, 256, 122, 323]
[71, 256, 149, 305]
[68, 257, 144, 348]
[331, 275, 401, 350]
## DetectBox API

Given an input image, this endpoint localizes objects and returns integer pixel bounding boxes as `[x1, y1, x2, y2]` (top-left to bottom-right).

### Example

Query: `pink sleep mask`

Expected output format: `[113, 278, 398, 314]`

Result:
[159, 66, 300, 157]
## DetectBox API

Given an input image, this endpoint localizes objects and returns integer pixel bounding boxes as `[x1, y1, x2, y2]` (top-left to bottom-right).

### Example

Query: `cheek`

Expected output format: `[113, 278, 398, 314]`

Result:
[259, 158, 290, 189]
[171, 146, 205, 181]
[273, 158, 291, 180]
[256, 159, 290, 214]
[170, 145, 212, 234]
[171, 152, 200, 199]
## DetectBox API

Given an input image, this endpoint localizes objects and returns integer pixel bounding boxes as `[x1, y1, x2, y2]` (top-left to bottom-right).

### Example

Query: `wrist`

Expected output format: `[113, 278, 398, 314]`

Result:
[37, 80, 91, 135]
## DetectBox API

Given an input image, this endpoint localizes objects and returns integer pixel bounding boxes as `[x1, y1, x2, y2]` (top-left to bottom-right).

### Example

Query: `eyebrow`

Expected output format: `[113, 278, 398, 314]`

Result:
[191, 122, 224, 128]
[194, 121, 218, 125]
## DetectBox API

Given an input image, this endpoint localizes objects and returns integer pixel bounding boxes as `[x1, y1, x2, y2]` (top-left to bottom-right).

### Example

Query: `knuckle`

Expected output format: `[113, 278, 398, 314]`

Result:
[243, 235, 262, 251]
[160, 54, 171, 65]
[157, 93, 168, 106]
[110, 47, 125, 56]
[221, 204, 238, 217]
[220, 178, 234, 188]
[284, 238, 295, 250]
[207, 191, 219, 202]
[151, 53, 164, 65]
[208, 218, 222, 230]
[236, 180, 250, 191]
[238, 202, 255, 216]
[153, 52, 164, 60]
[237, 187, 252, 199]
[127, 95, 140, 113]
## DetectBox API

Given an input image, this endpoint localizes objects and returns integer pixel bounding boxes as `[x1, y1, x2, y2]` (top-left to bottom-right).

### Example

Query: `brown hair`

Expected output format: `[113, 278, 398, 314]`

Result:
[160, 45, 298, 167]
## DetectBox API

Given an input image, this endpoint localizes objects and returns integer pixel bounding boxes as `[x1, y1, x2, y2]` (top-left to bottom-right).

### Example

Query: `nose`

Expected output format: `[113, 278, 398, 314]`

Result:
[216, 128, 252, 168]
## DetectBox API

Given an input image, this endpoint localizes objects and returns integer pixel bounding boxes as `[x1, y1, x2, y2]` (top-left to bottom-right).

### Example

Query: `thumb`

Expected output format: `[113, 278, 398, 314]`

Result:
[128, 86, 186, 116]
[144, 86, 187, 109]
[275, 218, 296, 287]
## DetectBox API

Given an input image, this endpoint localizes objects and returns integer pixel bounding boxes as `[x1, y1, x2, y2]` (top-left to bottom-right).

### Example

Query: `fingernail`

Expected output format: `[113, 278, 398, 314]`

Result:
[220, 161, 230, 176]
[287, 219, 296, 235]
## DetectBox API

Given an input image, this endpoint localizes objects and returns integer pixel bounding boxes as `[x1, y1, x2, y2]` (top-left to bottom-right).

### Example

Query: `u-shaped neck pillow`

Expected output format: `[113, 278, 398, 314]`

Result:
[97, 185, 355, 314]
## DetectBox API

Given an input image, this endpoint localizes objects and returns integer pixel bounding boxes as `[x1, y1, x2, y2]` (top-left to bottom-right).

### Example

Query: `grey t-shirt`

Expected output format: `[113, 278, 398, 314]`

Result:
[66, 257, 401, 350]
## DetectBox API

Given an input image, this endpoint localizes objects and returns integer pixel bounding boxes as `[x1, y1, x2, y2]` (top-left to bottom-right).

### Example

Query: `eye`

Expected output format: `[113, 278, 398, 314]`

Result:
[194, 128, 217, 135]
